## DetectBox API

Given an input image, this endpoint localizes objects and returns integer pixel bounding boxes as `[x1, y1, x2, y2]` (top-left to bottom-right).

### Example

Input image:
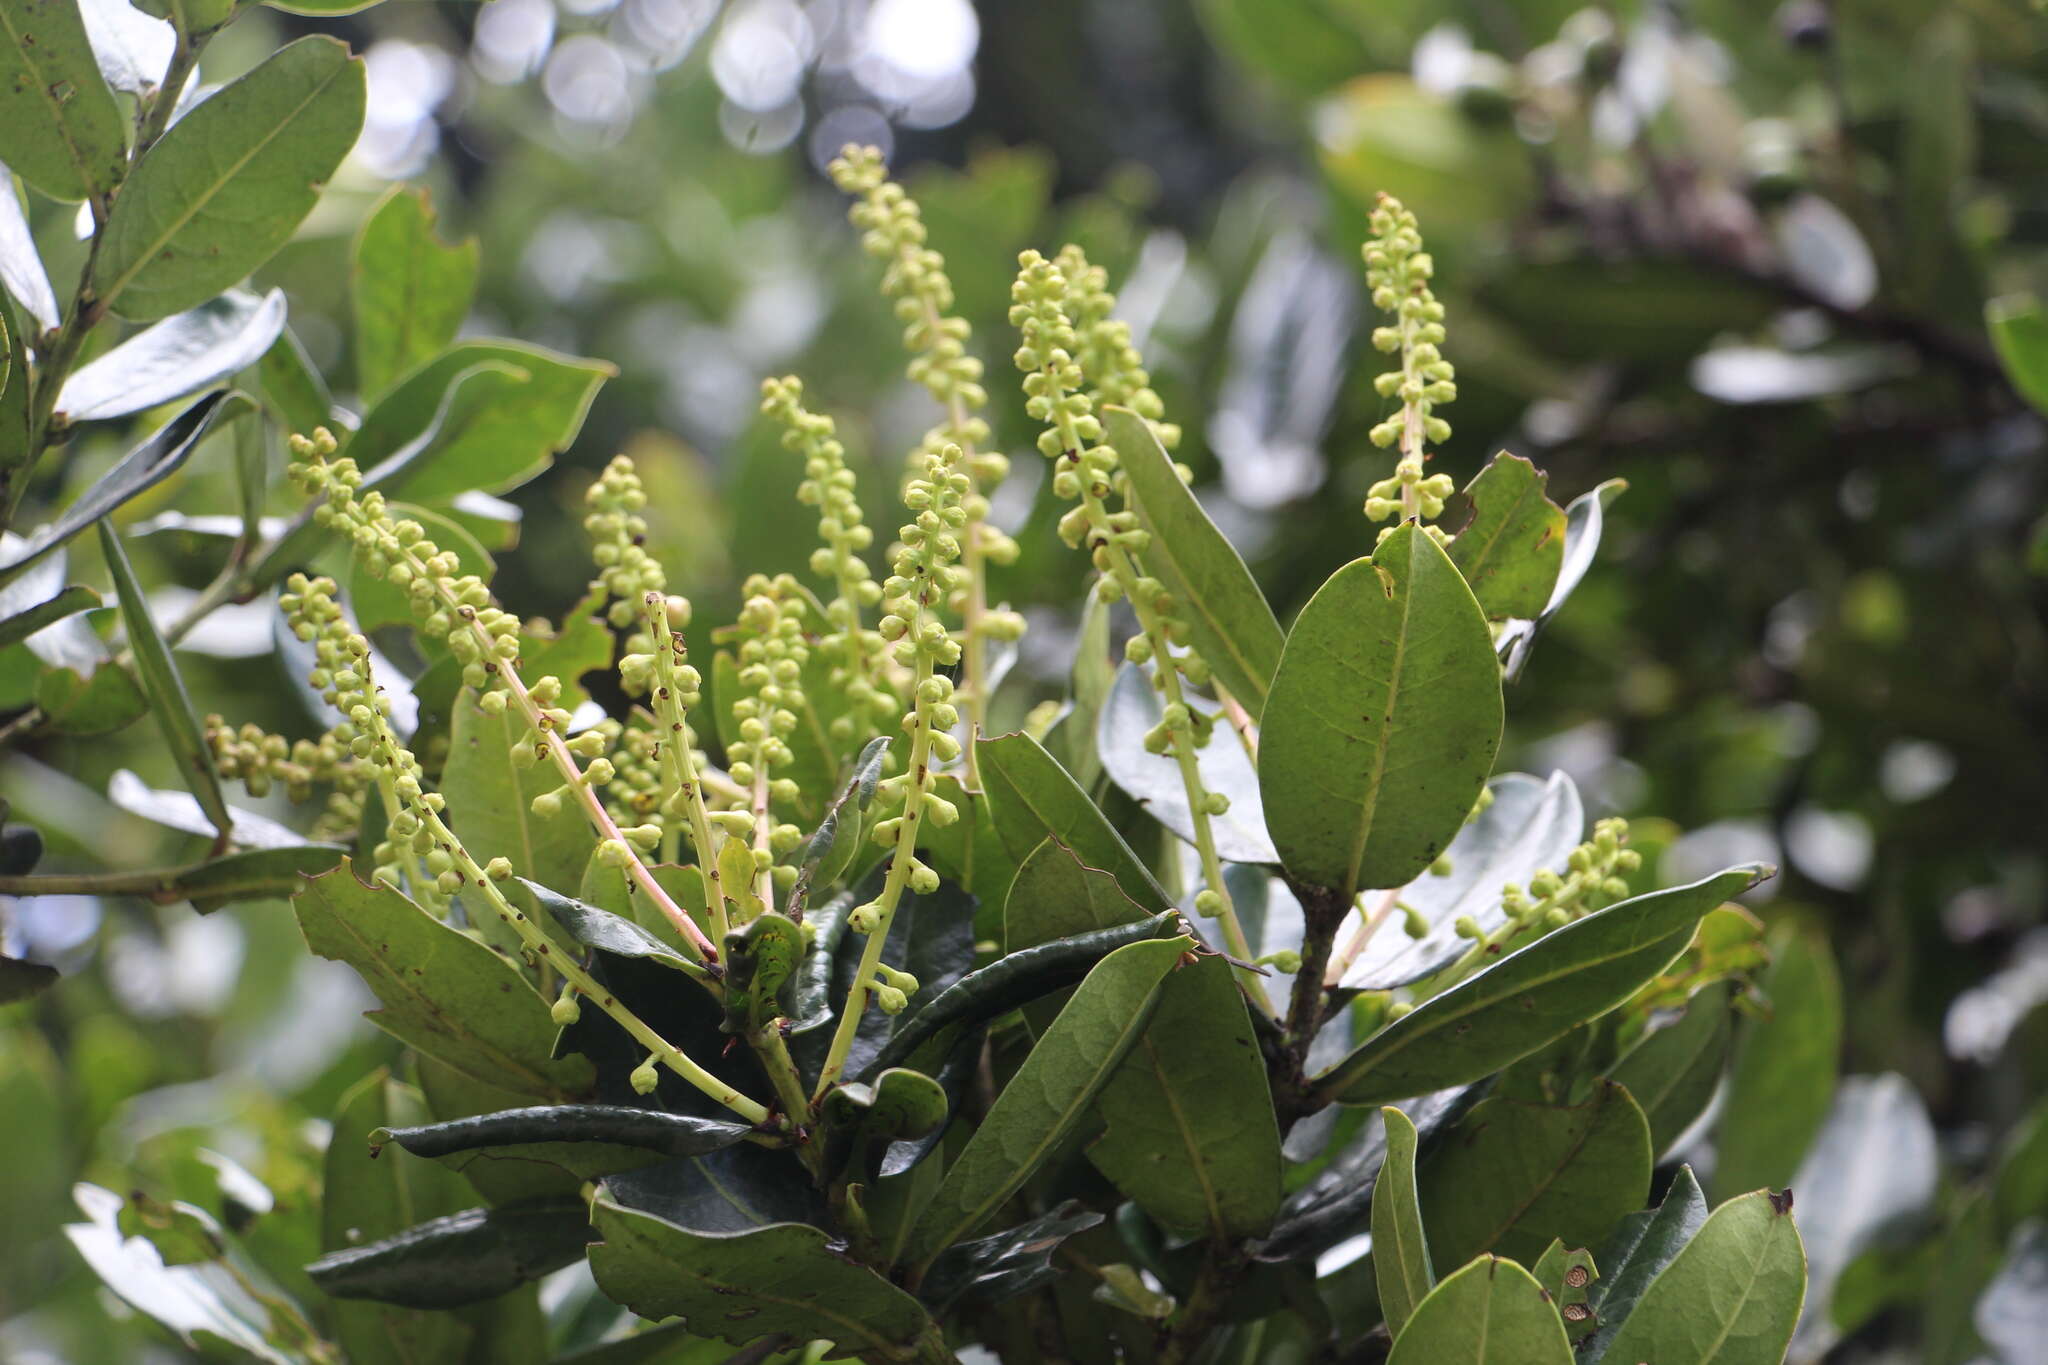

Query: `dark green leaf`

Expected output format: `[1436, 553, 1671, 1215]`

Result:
[1317, 866, 1768, 1107]
[1259, 523, 1503, 901]
[353, 185, 480, 402]
[588, 1197, 933, 1354]
[93, 37, 366, 320]
[0, 953, 58, 1003]
[1446, 452, 1565, 619]
[294, 861, 594, 1098]
[1374, 1105, 1435, 1338]
[0, 389, 246, 588]
[905, 934, 1193, 1270]
[603, 1143, 823, 1235]
[919, 1202, 1105, 1312]
[99, 518, 233, 842]
[1096, 661, 1275, 864]
[861, 910, 1187, 1081]
[348, 341, 613, 503]
[822, 1066, 948, 1141]
[0, 0, 127, 202]
[1104, 405, 1285, 716]
[1714, 924, 1840, 1200]
[258, 324, 336, 434]
[1584, 1165, 1710, 1364]
[1340, 770, 1583, 991]
[1386, 1254, 1574, 1365]
[323, 1070, 477, 1361]
[1898, 13, 1974, 310]
[308, 1198, 591, 1309]
[374, 1104, 750, 1192]
[1595, 1189, 1806, 1365]
[788, 735, 889, 912]
[1612, 981, 1735, 1159]
[0, 292, 28, 477]
[977, 731, 1171, 912]
[58, 289, 284, 422]
[723, 912, 803, 1033]
[1416, 1081, 1651, 1270]
[525, 878, 696, 973]
[0, 583, 98, 650]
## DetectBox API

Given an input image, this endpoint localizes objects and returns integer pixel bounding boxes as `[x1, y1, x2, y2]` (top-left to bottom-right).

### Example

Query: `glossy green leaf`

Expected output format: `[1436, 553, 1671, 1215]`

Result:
[789, 734, 889, 910]
[1417, 1081, 1651, 1269]
[107, 766, 303, 848]
[63, 1182, 281, 1358]
[1259, 523, 1503, 901]
[98, 518, 233, 842]
[1319, 866, 1767, 1106]
[294, 861, 593, 1098]
[323, 1070, 476, 1362]
[58, 289, 284, 422]
[1498, 478, 1626, 679]
[1104, 405, 1285, 716]
[0, 167, 58, 330]
[374, 1104, 750, 1191]
[1386, 1254, 1574, 1365]
[349, 340, 612, 503]
[1446, 451, 1565, 619]
[0, 583, 98, 650]
[905, 934, 1193, 1270]
[1611, 981, 1735, 1158]
[94, 37, 365, 320]
[823, 1066, 949, 1141]
[1374, 1105, 1435, 1338]
[525, 878, 695, 974]
[308, 1198, 591, 1309]
[0, 388, 245, 588]
[1097, 661, 1275, 864]
[978, 731, 1172, 911]
[1988, 295, 2048, 417]
[589, 1196, 934, 1354]
[1714, 924, 1840, 1200]
[0, 0, 126, 202]
[1597, 1190, 1806, 1365]
[1584, 1165, 1710, 1364]
[861, 910, 1187, 1081]
[353, 186, 480, 402]
[1787, 1073, 1938, 1358]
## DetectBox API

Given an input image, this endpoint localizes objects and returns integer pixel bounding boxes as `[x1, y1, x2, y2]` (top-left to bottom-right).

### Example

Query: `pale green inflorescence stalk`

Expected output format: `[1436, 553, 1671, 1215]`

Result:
[760, 376, 896, 743]
[276, 567, 770, 1128]
[1360, 194, 1459, 545]
[1058, 245, 1183, 454]
[810, 444, 969, 1099]
[1008, 250, 1266, 997]
[829, 146, 1024, 774]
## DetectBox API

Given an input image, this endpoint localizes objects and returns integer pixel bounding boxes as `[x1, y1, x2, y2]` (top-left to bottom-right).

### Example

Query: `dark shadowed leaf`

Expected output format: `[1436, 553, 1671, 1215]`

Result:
[1595, 1189, 1806, 1365]
[1584, 1165, 1710, 1364]
[307, 1199, 590, 1309]
[919, 1202, 1105, 1312]
[1611, 982, 1735, 1159]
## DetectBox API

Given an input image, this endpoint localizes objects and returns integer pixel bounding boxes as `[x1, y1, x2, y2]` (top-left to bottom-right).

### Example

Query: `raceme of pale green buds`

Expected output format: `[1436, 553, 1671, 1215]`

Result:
[1361, 193, 1459, 534]
[585, 455, 669, 656]
[1056, 243, 1182, 452]
[1498, 817, 1641, 928]
[724, 574, 810, 792]
[288, 430, 521, 698]
[204, 716, 360, 805]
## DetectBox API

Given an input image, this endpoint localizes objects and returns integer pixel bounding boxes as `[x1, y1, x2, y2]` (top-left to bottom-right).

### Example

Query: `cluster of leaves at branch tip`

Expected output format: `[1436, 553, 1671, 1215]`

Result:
[1363, 193, 1460, 544]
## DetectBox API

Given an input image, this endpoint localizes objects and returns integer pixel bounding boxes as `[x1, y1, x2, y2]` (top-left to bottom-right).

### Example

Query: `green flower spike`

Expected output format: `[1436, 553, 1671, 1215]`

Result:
[830, 143, 1021, 767]
[1008, 249, 1262, 997]
[810, 443, 967, 1100]
[722, 572, 811, 910]
[1360, 194, 1458, 545]
[585, 454, 669, 666]
[759, 376, 896, 740]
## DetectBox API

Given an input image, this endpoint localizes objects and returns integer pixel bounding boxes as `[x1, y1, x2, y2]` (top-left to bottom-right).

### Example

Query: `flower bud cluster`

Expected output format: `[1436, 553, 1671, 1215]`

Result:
[287, 430, 522, 699]
[724, 574, 809, 805]
[1498, 816, 1642, 924]
[1057, 244, 1182, 451]
[759, 377, 895, 737]
[204, 716, 367, 841]
[584, 455, 669, 665]
[1361, 195, 1459, 541]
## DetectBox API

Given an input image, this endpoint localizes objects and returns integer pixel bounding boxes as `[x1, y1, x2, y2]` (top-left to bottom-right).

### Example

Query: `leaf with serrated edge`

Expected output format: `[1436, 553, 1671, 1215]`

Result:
[1387, 1254, 1574, 1365]
[1596, 1190, 1806, 1365]
[1105, 406, 1284, 716]
[1375, 1105, 1435, 1337]
[1259, 524, 1502, 901]
[1317, 865, 1767, 1107]
[905, 934, 1192, 1271]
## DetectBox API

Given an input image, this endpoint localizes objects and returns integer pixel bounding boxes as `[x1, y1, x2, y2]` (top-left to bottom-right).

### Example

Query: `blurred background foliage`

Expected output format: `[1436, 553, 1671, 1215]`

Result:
[4, 0, 2047, 1360]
